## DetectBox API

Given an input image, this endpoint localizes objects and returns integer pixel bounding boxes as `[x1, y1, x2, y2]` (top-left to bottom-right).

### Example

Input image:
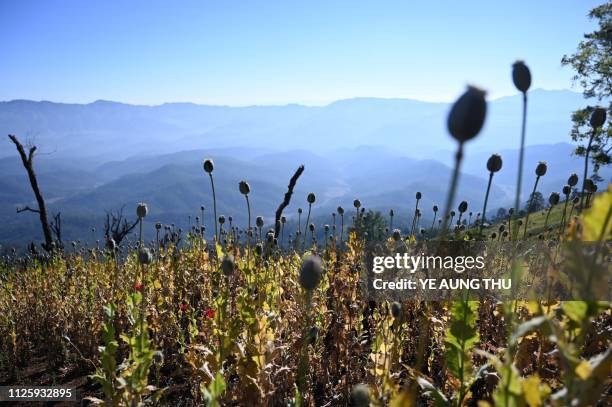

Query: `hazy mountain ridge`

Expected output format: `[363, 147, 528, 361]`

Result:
[1, 89, 608, 248]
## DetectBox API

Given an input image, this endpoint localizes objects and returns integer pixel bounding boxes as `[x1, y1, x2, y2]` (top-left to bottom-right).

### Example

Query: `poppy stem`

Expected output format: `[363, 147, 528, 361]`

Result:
[441, 143, 464, 238]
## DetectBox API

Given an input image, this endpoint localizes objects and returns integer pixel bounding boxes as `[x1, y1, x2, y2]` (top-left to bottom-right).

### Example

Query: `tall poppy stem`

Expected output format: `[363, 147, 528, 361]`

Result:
[513, 92, 528, 240]
[441, 143, 464, 237]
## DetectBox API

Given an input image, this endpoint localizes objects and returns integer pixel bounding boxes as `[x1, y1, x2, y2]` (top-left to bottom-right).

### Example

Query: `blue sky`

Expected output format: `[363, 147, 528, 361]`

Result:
[0, 0, 602, 105]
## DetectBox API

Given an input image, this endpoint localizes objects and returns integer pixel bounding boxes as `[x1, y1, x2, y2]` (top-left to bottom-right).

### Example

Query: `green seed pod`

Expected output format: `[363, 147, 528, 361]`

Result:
[567, 173, 578, 187]
[415, 191, 422, 200]
[499, 224, 506, 233]
[487, 154, 503, 173]
[450, 210, 456, 217]
[549, 192, 560, 205]
[221, 254, 235, 276]
[353, 199, 361, 209]
[590, 107, 607, 129]
[255, 243, 263, 256]
[562, 185, 571, 196]
[392, 229, 401, 241]
[155, 222, 161, 230]
[351, 384, 370, 407]
[298, 208, 303, 214]
[219, 215, 225, 224]
[256, 216, 264, 228]
[458, 201, 468, 213]
[324, 224, 329, 232]
[391, 301, 402, 318]
[512, 60, 531, 93]
[337, 206, 344, 215]
[203, 159, 214, 174]
[136, 202, 148, 219]
[299, 254, 323, 291]
[535, 161, 547, 177]
[572, 197, 580, 204]
[239, 180, 250, 195]
[447, 85, 487, 143]
[509, 208, 515, 216]
[307, 192, 316, 204]
[138, 247, 152, 265]
[308, 223, 315, 232]
[433, 205, 438, 212]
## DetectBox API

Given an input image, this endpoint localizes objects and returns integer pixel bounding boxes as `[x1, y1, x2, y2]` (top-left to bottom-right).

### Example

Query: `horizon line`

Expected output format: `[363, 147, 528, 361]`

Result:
[0, 87, 580, 109]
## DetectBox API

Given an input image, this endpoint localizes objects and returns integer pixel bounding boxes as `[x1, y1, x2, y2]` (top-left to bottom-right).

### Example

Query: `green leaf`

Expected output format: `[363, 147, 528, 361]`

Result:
[444, 300, 479, 382]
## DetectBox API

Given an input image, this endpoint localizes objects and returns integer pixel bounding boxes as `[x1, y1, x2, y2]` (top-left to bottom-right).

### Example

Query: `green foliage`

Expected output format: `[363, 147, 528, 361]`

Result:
[561, 3, 611, 169]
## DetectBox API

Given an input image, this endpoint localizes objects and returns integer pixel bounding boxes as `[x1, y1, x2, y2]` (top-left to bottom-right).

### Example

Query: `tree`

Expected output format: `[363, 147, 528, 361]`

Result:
[495, 207, 508, 221]
[8, 134, 61, 252]
[352, 210, 387, 242]
[561, 3, 611, 175]
[525, 191, 545, 213]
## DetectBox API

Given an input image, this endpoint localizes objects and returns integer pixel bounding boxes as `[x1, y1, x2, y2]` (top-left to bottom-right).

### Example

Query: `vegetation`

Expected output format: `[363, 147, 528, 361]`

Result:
[0, 5, 610, 405]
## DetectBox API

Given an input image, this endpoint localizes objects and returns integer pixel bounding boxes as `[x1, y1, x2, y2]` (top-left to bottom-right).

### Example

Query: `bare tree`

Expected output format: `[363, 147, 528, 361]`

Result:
[274, 165, 305, 238]
[8, 134, 55, 251]
[104, 206, 138, 246]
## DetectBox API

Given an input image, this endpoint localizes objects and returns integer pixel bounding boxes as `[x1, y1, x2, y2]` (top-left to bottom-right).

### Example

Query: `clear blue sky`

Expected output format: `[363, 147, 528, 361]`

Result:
[0, 0, 602, 106]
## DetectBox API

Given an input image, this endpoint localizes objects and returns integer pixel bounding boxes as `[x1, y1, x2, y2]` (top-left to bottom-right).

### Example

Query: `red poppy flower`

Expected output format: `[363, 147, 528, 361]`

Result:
[133, 282, 143, 291]
[180, 302, 189, 313]
[205, 309, 215, 319]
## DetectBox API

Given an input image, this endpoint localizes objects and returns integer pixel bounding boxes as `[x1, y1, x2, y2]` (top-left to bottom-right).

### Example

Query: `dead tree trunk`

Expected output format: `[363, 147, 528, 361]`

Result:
[8, 134, 54, 252]
[274, 165, 305, 238]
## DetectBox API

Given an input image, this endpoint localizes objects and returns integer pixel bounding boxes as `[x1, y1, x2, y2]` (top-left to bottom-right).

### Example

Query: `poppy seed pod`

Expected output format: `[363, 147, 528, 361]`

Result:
[509, 208, 515, 216]
[572, 197, 580, 204]
[590, 107, 607, 129]
[458, 201, 468, 213]
[254, 243, 263, 256]
[567, 173, 579, 187]
[239, 180, 250, 195]
[138, 247, 152, 265]
[549, 192, 560, 205]
[585, 178, 596, 193]
[267, 231, 275, 243]
[299, 254, 323, 291]
[447, 85, 487, 143]
[256, 216, 264, 228]
[281, 216, 286, 224]
[298, 208, 303, 214]
[337, 206, 344, 215]
[389, 209, 394, 217]
[416, 192, 422, 200]
[203, 159, 214, 174]
[155, 222, 161, 230]
[450, 210, 456, 217]
[351, 384, 370, 407]
[487, 154, 503, 173]
[106, 238, 117, 252]
[136, 203, 148, 219]
[535, 162, 547, 177]
[391, 301, 402, 318]
[392, 229, 402, 241]
[221, 254, 235, 276]
[353, 199, 361, 209]
[308, 326, 319, 345]
[219, 215, 225, 224]
[433, 205, 438, 212]
[309, 223, 315, 232]
[307, 193, 316, 204]
[512, 61, 531, 93]
[562, 185, 571, 196]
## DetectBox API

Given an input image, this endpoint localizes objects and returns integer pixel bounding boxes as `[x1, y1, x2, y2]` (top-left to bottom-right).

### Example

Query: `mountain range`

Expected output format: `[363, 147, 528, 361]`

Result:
[1, 90, 608, 248]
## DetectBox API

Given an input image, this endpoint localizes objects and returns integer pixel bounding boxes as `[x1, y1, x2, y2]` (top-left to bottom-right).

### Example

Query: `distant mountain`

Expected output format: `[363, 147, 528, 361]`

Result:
[0, 90, 587, 162]
[2, 90, 607, 249]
